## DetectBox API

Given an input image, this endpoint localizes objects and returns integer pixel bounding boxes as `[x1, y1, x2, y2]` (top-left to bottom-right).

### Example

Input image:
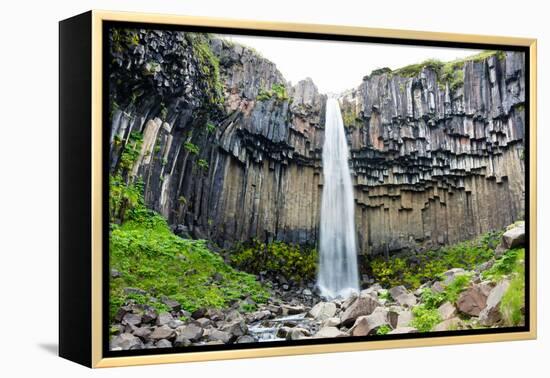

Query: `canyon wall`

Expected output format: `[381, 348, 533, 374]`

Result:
[108, 29, 525, 256]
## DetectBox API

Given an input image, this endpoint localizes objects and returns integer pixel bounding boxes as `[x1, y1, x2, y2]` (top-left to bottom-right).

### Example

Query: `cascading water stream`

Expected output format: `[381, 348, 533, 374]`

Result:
[317, 98, 360, 299]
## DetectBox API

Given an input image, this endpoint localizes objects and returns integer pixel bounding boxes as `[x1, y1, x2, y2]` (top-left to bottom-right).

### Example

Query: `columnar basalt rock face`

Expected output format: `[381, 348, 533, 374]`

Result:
[341, 52, 525, 255]
[109, 28, 525, 258]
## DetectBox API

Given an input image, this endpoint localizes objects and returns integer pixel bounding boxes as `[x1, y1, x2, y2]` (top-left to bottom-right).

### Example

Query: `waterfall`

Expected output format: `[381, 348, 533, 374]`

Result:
[317, 98, 360, 299]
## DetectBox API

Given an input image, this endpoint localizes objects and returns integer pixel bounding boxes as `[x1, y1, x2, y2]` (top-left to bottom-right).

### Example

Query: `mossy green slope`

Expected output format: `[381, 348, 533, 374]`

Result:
[109, 178, 270, 321]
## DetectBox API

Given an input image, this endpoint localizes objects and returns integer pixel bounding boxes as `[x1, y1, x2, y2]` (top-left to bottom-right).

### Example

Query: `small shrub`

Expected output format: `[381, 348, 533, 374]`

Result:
[376, 324, 392, 335]
[411, 305, 442, 332]
[483, 248, 524, 282]
[183, 141, 200, 155]
[230, 239, 318, 284]
[197, 159, 209, 171]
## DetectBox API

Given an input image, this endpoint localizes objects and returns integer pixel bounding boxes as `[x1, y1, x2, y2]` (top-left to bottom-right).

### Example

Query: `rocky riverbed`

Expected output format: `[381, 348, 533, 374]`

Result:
[110, 222, 525, 351]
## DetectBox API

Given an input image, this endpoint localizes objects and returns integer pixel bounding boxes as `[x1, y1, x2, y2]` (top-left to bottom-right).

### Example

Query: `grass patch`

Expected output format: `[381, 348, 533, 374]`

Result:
[411, 305, 442, 332]
[376, 324, 392, 335]
[370, 231, 501, 289]
[256, 83, 289, 102]
[230, 239, 318, 284]
[109, 179, 270, 321]
[483, 248, 524, 282]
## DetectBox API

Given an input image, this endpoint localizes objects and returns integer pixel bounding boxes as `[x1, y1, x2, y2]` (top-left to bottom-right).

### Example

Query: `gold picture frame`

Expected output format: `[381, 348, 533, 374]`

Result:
[59, 9, 537, 368]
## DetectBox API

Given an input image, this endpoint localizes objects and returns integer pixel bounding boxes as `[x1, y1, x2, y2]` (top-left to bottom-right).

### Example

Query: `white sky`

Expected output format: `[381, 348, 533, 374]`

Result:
[225, 34, 483, 94]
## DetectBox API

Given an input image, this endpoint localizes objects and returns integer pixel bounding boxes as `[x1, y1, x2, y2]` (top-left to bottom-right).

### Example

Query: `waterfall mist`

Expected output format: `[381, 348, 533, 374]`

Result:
[317, 98, 360, 299]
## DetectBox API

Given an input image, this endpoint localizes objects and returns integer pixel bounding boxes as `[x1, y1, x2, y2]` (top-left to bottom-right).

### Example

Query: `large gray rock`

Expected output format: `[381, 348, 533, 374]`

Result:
[438, 302, 457, 320]
[155, 339, 173, 348]
[149, 325, 176, 340]
[132, 326, 152, 339]
[221, 320, 248, 337]
[479, 280, 510, 326]
[236, 335, 256, 343]
[457, 284, 490, 316]
[340, 294, 381, 327]
[122, 313, 142, 326]
[110, 333, 144, 350]
[309, 302, 337, 321]
[350, 307, 390, 336]
[176, 323, 204, 342]
[502, 223, 525, 249]
[389, 286, 408, 300]
[156, 312, 174, 326]
[208, 329, 233, 344]
[441, 268, 467, 285]
[395, 293, 417, 308]
[433, 317, 464, 332]
[321, 317, 341, 328]
[314, 326, 348, 338]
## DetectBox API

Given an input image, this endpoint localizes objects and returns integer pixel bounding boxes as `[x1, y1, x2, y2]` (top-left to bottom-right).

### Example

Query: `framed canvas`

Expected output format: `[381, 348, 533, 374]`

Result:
[59, 10, 537, 368]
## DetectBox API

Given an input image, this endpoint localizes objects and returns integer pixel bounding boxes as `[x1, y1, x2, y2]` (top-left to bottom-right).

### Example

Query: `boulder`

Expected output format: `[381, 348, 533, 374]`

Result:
[221, 320, 248, 338]
[281, 304, 306, 315]
[195, 317, 212, 328]
[287, 328, 311, 340]
[431, 281, 445, 294]
[395, 293, 417, 308]
[122, 313, 142, 326]
[149, 325, 175, 340]
[441, 268, 467, 285]
[479, 280, 510, 326]
[156, 312, 174, 326]
[350, 308, 390, 336]
[174, 334, 192, 347]
[438, 302, 457, 320]
[236, 335, 256, 343]
[321, 317, 341, 328]
[457, 284, 489, 316]
[176, 323, 204, 342]
[341, 293, 359, 311]
[132, 326, 152, 339]
[142, 308, 158, 324]
[309, 302, 337, 321]
[206, 309, 225, 321]
[167, 319, 185, 329]
[502, 222, 525, 249]
[389, 286, 408, 300]
[433, 317, 463, 332]
[155, 339, 173, 348]
[191, 308, 207, 319]
[340, 294, 381, 327]
[314, 326, 347, 338]
[208, 329, 233, 344]
[110, 333, 144, 350]
[388, 327, 418, 334]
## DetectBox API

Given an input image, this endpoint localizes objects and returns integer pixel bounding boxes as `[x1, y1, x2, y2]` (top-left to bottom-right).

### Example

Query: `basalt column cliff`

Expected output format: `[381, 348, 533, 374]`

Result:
[109, 30, 525, 257]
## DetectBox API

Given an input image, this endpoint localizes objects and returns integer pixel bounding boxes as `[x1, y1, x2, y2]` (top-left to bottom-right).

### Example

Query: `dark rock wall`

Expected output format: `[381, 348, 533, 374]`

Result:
[109, 29, 525, 256]
[341, 52, 525, 255]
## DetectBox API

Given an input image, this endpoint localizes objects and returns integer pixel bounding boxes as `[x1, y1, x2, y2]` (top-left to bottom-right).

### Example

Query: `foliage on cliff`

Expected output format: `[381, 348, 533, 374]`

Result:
[230, 239, 318, 284]
[369, 230, 502, 289]
[109, 178, 270, 320]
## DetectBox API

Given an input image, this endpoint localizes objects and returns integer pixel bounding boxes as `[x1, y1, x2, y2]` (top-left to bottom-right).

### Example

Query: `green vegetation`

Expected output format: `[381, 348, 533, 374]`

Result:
[370, 230, 501, 289]
[183, 141, 200, 155]
[230, 239, 318, 284]
[256, 83, 289, 102]
[187, 33, 224, 106]
[111, 29, 140, 53]
[109, 180, 270, 321]
[479, 248, 525, 326]
[119, 132, 143, 171]
[342, 108, 359, 128]
[376, 324, 392, 335]
[483, 248, 524, 282]
[197, 159, 209, 171]
[387, 50, 506, 92]
[500, 256, 525, 326]
[109, 174, 144, 224]
[369, 67, 392, 77]
[205, 121, 216, 134]
[411, 305, 442, 332]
